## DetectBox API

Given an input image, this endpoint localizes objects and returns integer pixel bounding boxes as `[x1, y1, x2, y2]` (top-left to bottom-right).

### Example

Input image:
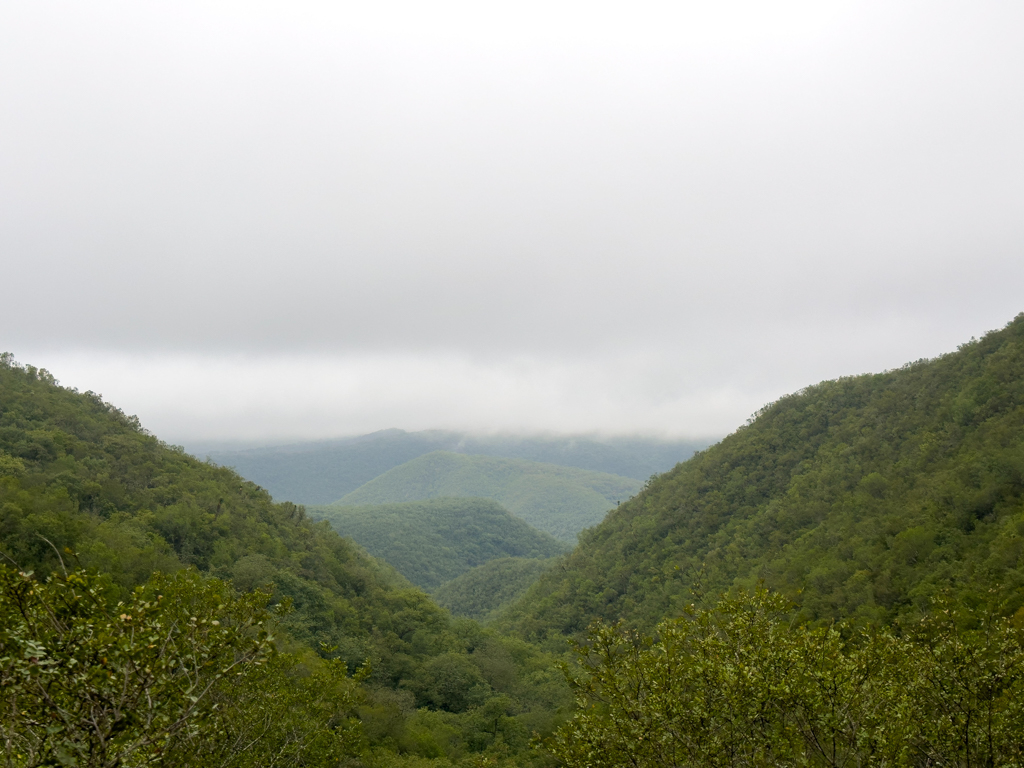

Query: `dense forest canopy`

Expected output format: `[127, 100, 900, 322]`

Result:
[551, 587, 1024, 768]
[310, 497, 568, 591]
[434, 557, 561, 622]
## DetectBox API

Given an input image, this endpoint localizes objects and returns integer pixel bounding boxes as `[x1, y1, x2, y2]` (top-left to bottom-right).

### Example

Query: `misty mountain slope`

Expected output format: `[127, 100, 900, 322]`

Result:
[203, 430, 705, 505]
[202, 429, 448, 505]
[450, 433, 710, 480]
[309, 497, 569, 591]
[433, 557, 560, 622]
[502, 315, 1024, 644]
[336, 451, 643, 541]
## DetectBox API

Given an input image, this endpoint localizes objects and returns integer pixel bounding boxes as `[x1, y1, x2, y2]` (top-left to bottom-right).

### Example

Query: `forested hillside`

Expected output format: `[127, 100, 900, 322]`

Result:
[310, 497, 568, 591]
[434, 557, 560, 622]
[338, 451, 641, 541]
[0, 355, 570, 767]
[0, 356, 422, 671]
[205, 430, 707, 505]
[504, 315, 1024, 644]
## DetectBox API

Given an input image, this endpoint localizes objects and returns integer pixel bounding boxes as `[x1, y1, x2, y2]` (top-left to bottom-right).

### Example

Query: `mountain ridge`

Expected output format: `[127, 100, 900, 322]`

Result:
[201, 429, 709, 505]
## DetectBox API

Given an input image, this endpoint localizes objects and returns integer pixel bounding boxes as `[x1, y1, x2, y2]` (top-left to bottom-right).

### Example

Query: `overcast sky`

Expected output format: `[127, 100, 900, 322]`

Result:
[2, 1, 1022, 445]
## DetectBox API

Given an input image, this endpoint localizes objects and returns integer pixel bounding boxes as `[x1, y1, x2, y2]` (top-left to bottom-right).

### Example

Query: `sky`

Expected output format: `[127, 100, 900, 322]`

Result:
[2, 1, 1022, 446]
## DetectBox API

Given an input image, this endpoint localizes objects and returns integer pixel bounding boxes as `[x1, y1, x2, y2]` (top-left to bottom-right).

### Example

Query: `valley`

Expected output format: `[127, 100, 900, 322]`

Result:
[309, 497, 568, 592]
[3, 314, 1024, 766]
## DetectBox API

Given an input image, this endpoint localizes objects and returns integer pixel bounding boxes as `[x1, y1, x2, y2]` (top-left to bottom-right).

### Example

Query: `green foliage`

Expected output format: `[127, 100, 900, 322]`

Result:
[506, 315, 1024, 643]
[0, 565, 275, 768]
[310, 498, 567, 591]
[205, 429, 707, 505]
[405, 652, 490, 713]
[165, 650, 368, 768]
[337, 452, 641, 542]
[434, 558, 559, 623]
[357, 625, 572, 767]
[550, 588, 1024, 768]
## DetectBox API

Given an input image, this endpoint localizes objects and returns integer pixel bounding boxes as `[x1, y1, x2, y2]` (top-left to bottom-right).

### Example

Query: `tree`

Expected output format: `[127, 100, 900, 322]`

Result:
[906, 602, 1024, 767]
[0, 565, 274, 768]
[548, 588, 1024, 768]
[163, 650, 368, 768]
[549, 588, 807, 768]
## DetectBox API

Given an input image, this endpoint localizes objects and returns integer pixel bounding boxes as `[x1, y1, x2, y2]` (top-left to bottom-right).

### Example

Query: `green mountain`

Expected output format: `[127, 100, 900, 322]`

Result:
[310, 497, 568, 591]
[202, 430, 708, 505]
[434, 557, 560, 622]
[0, 360, 415, 670]
[336, 451, 643, 542]
[503, 315, 1024, 645]
[0, 355, 571, 767]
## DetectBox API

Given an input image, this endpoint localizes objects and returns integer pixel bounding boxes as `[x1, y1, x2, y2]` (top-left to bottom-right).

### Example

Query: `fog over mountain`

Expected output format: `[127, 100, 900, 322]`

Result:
[2, 1, 1022, 442]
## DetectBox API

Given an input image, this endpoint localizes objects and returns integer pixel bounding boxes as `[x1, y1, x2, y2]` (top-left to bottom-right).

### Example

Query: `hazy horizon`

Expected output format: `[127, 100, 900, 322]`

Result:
[180, 426, 719, 459]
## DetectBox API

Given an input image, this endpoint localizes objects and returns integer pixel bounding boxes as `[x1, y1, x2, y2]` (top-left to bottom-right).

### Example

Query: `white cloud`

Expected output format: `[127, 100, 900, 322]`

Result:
[21, 349, 746, 443]
[20, 306, 1009, 445]
[1, 1, 1022, 442]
